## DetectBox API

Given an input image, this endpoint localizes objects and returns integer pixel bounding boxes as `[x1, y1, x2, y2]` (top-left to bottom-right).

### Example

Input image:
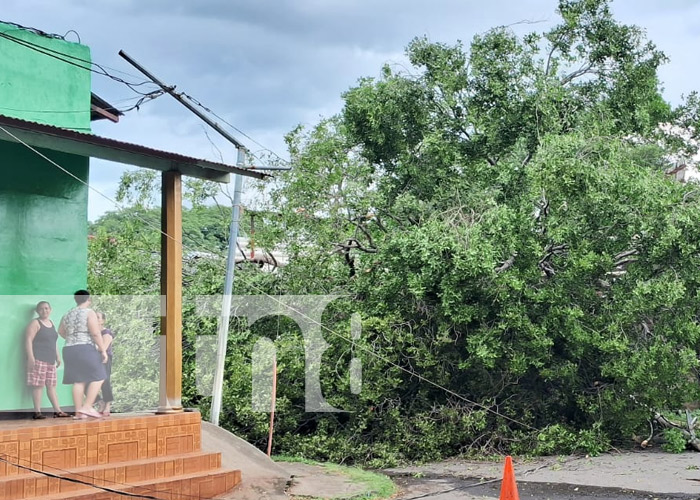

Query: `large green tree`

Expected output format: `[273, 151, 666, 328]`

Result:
[260, 0, 700, 461]
[89, 0, 700, 464]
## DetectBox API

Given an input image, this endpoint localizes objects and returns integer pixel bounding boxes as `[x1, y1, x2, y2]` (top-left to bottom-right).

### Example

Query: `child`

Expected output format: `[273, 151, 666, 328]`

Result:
[96, 311, 115, 416]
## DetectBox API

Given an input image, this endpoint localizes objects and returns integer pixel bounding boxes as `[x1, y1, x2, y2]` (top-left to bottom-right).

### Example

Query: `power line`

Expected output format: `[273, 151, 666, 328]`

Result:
[0, 26, 286, 165]
[0, 453, 234, 500]
[0, 29, 163, 98]
[398, 477, 501, 500]
[181, 92, 290, 166]
[119, 50, 290, 172]
[0, 453, 167, 500]
[0, 20, 167, 84]
[0, 122, 538, 434]
[397, 455, 587, 500]
[0, 106, 89, 115]
[117, 90, 167, 113]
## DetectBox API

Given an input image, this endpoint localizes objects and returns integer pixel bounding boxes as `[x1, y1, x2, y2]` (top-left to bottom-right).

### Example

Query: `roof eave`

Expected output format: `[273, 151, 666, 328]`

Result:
[0, 114, 266, 182]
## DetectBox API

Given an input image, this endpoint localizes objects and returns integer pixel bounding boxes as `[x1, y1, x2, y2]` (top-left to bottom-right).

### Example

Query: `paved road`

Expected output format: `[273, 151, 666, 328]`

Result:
[393, 476, 698, 500]
[387, 451, 700, 499]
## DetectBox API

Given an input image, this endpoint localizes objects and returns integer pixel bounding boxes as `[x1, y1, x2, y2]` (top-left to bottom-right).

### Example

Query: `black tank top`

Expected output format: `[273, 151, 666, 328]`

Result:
[33, 320, 58, 364]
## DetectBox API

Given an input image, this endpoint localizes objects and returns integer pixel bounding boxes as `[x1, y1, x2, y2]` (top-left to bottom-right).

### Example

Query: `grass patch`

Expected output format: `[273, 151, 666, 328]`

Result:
[273, 455, 398, 500]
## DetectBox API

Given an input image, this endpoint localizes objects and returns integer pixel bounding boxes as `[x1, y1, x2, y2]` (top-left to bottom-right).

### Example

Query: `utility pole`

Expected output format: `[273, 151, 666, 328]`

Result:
[119, 51, 288, 426]
[210, 148, 245, 426]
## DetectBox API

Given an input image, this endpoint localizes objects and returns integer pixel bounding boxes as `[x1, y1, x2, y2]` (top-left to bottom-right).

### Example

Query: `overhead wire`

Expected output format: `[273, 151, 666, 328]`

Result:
[181, 92, 290, 166]
[0, 94, 163, 116]
[0, 122, 538, 433]
[0, 22, 285, 165]
[117, 90, 167, 113]
[0, 106, 89, 116]
[0, 28, 163, 98]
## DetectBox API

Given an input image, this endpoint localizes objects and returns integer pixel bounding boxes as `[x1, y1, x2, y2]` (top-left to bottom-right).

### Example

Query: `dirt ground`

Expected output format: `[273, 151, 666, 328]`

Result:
[283, 462, 371, 498]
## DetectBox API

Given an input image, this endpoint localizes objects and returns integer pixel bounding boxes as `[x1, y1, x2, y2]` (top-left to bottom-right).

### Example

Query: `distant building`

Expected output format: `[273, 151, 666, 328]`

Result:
[660, 123, 700, 183]
[666, 163, 700, 183]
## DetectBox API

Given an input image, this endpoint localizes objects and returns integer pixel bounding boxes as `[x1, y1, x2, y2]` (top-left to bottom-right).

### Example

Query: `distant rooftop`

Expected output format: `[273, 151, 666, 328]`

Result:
[91, 93, 123, 123]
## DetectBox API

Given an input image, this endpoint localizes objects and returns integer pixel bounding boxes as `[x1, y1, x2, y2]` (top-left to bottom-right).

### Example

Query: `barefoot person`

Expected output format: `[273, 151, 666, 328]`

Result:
[25, 301, 70, 419]
[59, 290, 108, 419]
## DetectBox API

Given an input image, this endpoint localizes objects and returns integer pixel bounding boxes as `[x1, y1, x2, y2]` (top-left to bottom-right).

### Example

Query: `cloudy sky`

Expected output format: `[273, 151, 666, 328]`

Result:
[3, 0, 700, 220]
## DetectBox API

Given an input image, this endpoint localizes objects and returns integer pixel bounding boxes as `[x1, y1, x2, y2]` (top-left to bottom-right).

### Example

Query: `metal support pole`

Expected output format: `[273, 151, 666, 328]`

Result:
[210, 148, 245, 425]
[120, 50, 289, 172]
[119, 50, 245, 150]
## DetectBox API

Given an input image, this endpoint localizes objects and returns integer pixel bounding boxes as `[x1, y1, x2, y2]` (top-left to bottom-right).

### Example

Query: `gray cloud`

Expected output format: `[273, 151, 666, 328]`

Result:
[2, 0, 699, 220]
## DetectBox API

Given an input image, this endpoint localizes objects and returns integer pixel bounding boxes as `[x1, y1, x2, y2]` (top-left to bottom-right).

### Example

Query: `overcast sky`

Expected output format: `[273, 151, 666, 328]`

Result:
[3, 1, 700, 220]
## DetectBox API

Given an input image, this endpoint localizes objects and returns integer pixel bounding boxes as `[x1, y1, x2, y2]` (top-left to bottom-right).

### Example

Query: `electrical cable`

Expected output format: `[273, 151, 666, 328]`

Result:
[0, 91, 165, 116]
[117, 90, 167, 113]
[181, 92, 289, 166]
[0, 122, 539, 434]
[0, 29, 163, 97]
[396, 455, 588, 500]
[397, 477, 501, 500]
[0, 453, 170, 500]
[0, 106, 89, 115]
[0, 24, 286, 163]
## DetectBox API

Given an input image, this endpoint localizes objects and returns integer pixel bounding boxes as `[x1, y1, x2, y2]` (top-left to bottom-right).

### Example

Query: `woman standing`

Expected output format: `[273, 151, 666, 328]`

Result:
[59, 290, 108, 419]
[25, 301, 70, 419]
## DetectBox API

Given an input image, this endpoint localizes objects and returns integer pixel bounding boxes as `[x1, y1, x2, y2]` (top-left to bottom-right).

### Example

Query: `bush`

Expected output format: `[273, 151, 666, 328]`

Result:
[661, 428, 687, 453]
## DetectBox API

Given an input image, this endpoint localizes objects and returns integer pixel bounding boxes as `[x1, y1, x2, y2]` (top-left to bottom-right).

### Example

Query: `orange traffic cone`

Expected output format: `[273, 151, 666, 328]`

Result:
[499, 455, 520, 500]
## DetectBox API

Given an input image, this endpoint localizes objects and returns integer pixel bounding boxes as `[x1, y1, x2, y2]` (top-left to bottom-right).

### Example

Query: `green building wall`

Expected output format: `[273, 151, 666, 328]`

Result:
[0, 22, 92, 411]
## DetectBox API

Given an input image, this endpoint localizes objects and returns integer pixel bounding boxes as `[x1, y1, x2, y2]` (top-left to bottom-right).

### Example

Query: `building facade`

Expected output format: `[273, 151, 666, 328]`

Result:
[0, 23, 91, 410]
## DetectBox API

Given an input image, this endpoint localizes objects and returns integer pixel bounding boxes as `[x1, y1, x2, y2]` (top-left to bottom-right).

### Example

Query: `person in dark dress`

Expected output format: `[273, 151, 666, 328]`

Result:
[58, 290, 108, 419]
[25, 301, 70, 419]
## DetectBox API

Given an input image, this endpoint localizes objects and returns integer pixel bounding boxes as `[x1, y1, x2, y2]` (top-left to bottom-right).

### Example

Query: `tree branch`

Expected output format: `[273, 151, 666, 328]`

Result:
[495, 253, 517, 273]
[561, 63, 595, 85]
[373, 215, 387, 232]
[350, 218, 376, 250]
[333, 238, 378, 254]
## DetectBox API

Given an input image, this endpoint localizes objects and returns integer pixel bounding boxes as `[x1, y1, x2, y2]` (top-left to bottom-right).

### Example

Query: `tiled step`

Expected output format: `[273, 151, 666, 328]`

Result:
[0, 412, 204, 479]
[0, 452, 223, 499]
[0, 412, 241, 500]
[24, 469, 240, 500]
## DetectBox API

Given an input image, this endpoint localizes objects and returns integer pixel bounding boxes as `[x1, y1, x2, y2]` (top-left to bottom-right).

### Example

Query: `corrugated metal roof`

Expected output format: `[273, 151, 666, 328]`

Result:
[0, 113, 266, 182]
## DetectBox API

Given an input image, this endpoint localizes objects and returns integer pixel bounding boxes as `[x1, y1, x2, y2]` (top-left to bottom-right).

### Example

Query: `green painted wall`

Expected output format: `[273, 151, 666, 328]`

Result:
[0, 23, 92, 130]
[0, 22, 92, 411]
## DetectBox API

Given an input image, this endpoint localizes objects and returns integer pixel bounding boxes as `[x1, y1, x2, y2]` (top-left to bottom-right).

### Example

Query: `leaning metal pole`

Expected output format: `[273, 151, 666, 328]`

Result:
[119, 50, 289, 172]
[211, 148, 246, 426]
[119, 50, 245, 149]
